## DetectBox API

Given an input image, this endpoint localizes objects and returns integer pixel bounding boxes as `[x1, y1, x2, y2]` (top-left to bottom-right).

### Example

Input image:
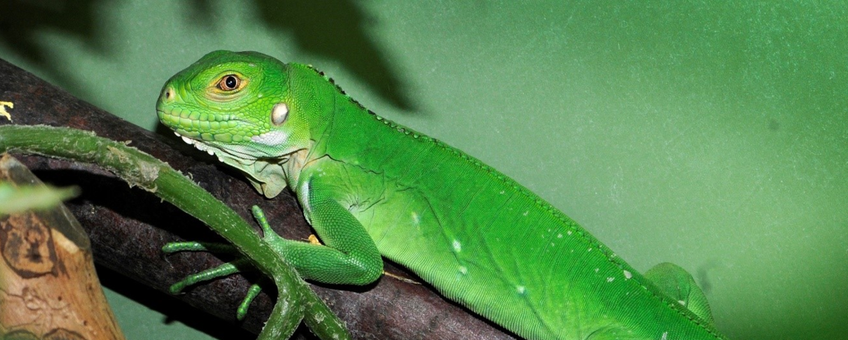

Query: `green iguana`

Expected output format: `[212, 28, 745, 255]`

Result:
[156, 50, 726, 340]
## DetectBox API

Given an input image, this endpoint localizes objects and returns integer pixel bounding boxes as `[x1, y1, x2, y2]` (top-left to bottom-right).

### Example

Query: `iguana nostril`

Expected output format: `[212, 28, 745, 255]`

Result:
[162, 87, 175, 101]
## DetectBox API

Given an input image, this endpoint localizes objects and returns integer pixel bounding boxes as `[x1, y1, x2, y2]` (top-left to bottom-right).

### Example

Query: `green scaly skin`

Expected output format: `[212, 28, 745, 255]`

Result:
[157, 50, 727, 340]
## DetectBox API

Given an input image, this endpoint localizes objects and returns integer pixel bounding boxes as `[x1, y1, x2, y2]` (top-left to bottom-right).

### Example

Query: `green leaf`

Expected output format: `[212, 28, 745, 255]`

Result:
[0, 182, 78, 215]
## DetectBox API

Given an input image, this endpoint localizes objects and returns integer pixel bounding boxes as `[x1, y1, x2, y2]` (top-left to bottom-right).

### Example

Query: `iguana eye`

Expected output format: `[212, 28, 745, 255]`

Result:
[217, 74, 240, 91]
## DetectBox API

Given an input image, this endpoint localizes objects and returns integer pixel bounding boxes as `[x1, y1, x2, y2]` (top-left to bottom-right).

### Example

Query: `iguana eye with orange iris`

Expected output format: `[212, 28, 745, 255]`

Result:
[217, 74, 240, 91]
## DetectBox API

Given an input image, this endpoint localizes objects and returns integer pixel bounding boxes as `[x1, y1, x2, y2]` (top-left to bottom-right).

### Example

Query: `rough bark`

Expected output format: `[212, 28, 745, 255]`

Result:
[0, 154, 126, 340]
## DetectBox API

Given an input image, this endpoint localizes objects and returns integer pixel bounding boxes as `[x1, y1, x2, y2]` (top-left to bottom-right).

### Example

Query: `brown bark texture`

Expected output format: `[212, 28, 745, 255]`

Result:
[0, 154, 127, 340]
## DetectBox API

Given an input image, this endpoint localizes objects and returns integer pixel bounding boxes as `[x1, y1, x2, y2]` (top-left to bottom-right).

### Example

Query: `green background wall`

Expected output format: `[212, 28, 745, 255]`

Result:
[2, 1, 846, 339]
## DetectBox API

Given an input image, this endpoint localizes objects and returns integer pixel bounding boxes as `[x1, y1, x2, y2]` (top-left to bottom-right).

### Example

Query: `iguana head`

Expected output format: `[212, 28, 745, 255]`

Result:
[157, 50, 316, 197]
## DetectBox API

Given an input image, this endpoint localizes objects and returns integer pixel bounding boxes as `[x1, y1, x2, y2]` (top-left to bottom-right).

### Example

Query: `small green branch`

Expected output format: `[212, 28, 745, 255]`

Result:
[0, 124, 349, 340]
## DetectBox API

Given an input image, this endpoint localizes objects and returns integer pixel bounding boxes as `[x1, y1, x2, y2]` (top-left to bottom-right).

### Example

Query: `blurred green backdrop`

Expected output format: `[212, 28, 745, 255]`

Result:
[1, 1, 846, 339]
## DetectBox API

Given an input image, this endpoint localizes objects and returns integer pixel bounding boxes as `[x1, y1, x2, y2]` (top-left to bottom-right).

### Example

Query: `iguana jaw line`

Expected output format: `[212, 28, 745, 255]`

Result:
[177, 132, 213, 155]
[175, 131, 261, 162]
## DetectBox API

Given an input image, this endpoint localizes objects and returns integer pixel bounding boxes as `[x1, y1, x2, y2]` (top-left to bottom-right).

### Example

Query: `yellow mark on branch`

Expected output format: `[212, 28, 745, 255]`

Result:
[307, 234, 323, 245]
[0, 101, 13, 122]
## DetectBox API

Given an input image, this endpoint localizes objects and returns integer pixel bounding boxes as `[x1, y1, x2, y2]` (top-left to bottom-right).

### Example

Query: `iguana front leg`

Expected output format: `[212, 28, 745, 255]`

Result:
[265, 173, 383, 285]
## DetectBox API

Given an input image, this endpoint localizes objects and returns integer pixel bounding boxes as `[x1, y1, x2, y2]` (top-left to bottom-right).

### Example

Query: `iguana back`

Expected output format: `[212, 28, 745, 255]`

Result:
[313, 71, 720, 340]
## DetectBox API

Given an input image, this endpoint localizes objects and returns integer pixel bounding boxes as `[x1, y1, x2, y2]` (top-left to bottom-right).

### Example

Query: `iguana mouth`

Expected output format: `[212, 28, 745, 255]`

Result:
[159, 108, 276, 162]
[157, 108, 251, 143]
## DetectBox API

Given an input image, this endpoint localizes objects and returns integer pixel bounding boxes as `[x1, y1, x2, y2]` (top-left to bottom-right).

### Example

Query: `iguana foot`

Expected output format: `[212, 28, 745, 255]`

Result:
[162, 205, 284, 321]
[163, 252, 263, 320]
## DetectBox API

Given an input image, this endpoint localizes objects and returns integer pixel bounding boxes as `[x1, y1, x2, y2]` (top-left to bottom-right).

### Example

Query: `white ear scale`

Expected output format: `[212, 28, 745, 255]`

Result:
[271, 103, 289, 126]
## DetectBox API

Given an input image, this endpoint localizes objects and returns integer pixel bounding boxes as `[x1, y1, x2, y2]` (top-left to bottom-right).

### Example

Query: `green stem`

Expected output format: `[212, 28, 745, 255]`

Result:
[0, 125, 349, 340]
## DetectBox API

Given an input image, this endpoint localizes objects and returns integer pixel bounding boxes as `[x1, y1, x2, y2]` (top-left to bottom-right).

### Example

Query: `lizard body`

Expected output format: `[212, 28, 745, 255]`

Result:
[157, 51, 725, 340]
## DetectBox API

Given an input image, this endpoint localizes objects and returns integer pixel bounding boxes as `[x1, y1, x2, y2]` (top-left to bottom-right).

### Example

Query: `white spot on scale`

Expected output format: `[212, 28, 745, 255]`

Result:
[271, 103, 289, 125]
[251, 130, 288, 146]
[678, 300, 686, 306]
[458, 266, 467, 275]
[661, 331, 668, 340]
[452, 240, 462, 253]
[522, 211, 529, 216]
[594, 268, 599, 273]
[411, 212, 420, 225]
[606, 277, 614, 282]
[516, 285, 526, 295]
[623, 270, 632, 279]
[557, 233, 563, 238]
[567, 230, 572, 235]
